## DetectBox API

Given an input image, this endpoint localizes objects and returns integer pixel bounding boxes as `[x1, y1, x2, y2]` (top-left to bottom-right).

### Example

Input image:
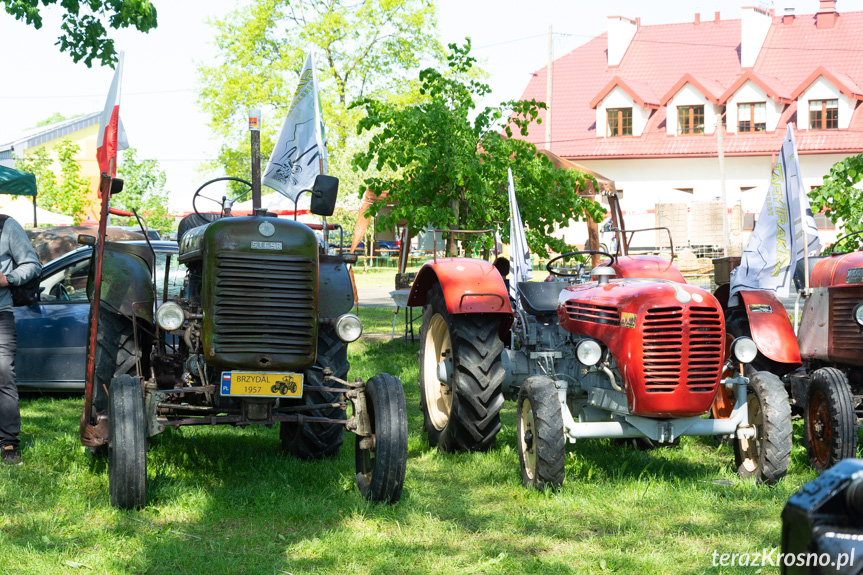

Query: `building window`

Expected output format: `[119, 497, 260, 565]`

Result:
[677, 105, 704, 135]
[738, 102, 767, 132]
[607, 108, 632, 137]
[809, 99, 838, 130]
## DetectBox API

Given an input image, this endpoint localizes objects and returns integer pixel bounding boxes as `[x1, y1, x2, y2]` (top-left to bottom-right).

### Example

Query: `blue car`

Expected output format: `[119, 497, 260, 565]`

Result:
[14, 240, 181, 391]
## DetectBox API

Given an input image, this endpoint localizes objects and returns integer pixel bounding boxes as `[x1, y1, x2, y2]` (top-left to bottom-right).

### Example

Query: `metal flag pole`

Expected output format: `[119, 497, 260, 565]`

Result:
[249, 108, 262, 210]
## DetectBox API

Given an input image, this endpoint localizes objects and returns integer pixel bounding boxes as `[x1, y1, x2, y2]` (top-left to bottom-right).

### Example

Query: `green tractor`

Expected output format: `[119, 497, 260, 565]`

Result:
[79, 174, 407, 508]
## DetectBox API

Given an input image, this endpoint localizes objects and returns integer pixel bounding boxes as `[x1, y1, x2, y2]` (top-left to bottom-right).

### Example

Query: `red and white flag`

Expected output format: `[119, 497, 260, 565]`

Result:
[96, 52, 129, 177]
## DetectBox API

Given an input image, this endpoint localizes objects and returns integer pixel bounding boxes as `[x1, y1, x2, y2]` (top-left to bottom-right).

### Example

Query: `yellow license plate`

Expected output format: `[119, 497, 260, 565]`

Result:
[220, 372, 304, 398]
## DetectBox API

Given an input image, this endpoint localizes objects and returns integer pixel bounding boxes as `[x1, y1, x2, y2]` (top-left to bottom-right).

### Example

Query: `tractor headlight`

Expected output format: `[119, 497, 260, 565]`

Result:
[730, 336, 758, 364]
[853, 303, 863, 328]
[334, 313, 363, 343]
[156, 302, 185, 331]
[576, 339, 603, 366]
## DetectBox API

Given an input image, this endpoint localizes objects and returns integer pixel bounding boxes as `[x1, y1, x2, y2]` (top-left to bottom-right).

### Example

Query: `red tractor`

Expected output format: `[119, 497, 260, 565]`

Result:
[407, 196, 793, 488]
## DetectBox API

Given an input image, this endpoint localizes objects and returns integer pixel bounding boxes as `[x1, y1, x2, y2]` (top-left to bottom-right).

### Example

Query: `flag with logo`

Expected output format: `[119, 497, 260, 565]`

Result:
[96, 52, 129, 177]
[730, 124, 821, 299]
[508, 168, 532, 301]
[262, 52, 327, 201]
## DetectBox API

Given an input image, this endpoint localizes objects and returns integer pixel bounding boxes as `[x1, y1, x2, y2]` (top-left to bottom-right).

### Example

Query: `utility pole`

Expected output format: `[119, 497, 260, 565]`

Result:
[545, 25, 553, 152]
[716, 115, 730, 257]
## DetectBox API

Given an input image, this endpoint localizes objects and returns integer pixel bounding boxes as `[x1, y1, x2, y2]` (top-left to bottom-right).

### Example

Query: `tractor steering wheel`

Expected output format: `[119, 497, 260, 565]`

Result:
[192, 177, 254, 218]
[546, 250, 616, 278]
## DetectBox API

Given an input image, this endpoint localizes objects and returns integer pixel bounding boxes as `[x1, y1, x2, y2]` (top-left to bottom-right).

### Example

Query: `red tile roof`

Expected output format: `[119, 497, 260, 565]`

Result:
[590, 76, 660, 109]
[518, 10, 863, 159]
[719, 70, 792, 103]
[789, 65, 863, 100]
[660, 74, 726, 105]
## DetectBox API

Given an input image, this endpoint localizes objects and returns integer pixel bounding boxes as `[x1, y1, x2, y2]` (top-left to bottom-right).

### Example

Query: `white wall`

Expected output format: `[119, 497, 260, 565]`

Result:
[607, 16, 637, 67]
[595, 86, 651, 138]
[797, 76, 855, 130]
[741, 7, 772, 68]
[725, 81, 785, 134]
[666, 83, 719, 135]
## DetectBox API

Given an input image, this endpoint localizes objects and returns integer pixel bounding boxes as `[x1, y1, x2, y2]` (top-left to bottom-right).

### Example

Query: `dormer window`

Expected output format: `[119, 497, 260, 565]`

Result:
[809, 99, 838, 130]
[607, 108, 632, 137]
[677, 105, 704, 135]
[738, 102, 767, 132]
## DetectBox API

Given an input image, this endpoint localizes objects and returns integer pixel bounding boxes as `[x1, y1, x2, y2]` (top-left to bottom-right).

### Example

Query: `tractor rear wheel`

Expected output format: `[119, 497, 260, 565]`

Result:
[418, 284, 505, 452]
[108, 374, 147, 509]
[355, 373, 408, 504]
[805, 367, 858, 473]
[280, 326, 349, 460]
[516, 376, 565, 490]
[733, 371, 792, 485]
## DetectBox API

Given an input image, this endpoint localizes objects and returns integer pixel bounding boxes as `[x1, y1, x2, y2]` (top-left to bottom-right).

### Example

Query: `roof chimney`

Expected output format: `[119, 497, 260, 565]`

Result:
[607, 16, 638, 67]
[715, 11, 721, 23]
[783, 6, 795, 23]
[740, 6, 772, 68]
[817, 0, 838, 29]
[695, 12, 701, 25]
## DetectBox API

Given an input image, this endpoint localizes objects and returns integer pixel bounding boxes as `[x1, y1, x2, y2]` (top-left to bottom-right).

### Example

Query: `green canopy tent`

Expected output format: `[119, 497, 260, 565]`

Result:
[0, 165, 38, 226]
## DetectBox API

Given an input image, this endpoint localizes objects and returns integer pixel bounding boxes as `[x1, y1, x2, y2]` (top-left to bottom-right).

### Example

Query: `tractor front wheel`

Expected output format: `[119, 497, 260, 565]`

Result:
[805, 367, 858, 473]
[108, 374, 147, 509]
[733, 371, 792, 485]
[418, 284, 504, 452]
[355, 373, 408, 504]
[516, 376, 565, 490]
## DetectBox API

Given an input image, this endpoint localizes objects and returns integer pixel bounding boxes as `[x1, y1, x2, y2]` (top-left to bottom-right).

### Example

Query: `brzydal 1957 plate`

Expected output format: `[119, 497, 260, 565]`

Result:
[220, 371, 303, 398]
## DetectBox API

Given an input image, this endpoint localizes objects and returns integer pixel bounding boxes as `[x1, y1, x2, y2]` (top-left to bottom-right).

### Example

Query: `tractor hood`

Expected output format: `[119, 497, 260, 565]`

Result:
[559, 278, 725, 418]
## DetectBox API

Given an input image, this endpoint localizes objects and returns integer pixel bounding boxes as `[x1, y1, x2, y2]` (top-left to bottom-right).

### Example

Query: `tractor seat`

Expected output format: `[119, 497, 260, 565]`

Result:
[517, 281, 565, 317]
[793, 256, 826, 292]
[177, 212, 222, 244]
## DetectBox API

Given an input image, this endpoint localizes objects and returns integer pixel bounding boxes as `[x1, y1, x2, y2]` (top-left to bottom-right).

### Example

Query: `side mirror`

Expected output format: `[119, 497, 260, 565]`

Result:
[78, 234, 96, 246]
[310, 175, 339, 216]
[110, 178, 124, 196]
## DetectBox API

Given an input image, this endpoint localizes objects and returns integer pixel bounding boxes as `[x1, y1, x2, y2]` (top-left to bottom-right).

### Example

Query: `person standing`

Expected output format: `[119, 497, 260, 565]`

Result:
[0, 215, 41, 465]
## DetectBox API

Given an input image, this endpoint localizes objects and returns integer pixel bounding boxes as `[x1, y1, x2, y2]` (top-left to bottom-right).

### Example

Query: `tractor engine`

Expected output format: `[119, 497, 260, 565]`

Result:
[175, 216, 319, 374]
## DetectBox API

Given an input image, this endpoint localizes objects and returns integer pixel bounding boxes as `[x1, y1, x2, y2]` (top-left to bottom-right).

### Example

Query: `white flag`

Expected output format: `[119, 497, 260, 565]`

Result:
[262, 52, 327, 201]
[508, 169, 532, 301]
[730, 124, 821, 299]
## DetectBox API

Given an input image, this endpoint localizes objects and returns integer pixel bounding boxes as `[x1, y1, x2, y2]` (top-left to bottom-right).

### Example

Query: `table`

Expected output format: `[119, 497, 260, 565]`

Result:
[389, 289, 417, 344]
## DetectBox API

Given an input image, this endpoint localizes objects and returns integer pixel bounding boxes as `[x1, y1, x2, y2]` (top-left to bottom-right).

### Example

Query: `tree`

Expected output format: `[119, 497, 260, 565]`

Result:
[114, 148, 174, 234]
[16, 140, 91, 224]
[351, 41, 604, 258]
[809, 153, 863, 250]
[2, 0, 157, 67]
[197, 0, 440, 196]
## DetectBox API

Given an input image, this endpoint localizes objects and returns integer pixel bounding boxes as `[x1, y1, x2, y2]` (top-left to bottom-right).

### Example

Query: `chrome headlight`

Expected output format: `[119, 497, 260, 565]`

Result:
[156, 302, 185, 331]
[853, 303, 863, 328]
[334, 313, 363, 343]
[730, 336, 758, 364]
[576, 339, 603, 366]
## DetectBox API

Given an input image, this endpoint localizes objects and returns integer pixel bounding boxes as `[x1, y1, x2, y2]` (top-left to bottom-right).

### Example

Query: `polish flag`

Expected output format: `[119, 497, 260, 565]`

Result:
[96, 52, 129, 177]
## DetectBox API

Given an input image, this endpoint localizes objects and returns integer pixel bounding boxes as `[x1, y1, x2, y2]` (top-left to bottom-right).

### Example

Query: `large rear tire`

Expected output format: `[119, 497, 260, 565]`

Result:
[355, 373, 408, 504]
[108, 374, 147, 509]
[516, 376, 565, 490]
[418, 284, 505, 452]
[280, 326, 349, 460]
[805, 367, 858, 473]
[733, 371, 792, 485]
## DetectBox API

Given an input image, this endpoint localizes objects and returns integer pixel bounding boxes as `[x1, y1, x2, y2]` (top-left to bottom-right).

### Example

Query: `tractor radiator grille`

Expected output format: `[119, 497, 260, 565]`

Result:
[642, 305, 723, 393]
[565, 302, 621, 326]
[830, 290, 863, 360]
[211, 252, 316, 355]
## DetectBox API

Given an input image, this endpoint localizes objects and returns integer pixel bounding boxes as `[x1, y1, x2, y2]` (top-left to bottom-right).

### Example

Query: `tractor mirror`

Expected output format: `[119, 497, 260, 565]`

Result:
[310, 175, 338, 216]
[110, 178, 124, 196]
[77, 234, 96, 246]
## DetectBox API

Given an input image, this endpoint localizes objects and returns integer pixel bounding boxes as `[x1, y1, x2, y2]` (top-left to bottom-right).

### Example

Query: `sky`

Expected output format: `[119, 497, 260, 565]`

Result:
[2, 0, 862, 211]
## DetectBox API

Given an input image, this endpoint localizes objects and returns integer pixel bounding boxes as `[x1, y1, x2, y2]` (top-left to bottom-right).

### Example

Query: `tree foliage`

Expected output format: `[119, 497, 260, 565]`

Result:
[197, 0, 440, 196]
[114, 148, 174, 234]
[2, 0, 157, 67]
[810, 153, 863, 251]
[351, 41, 604, 258]
[16, 140, 91, 224]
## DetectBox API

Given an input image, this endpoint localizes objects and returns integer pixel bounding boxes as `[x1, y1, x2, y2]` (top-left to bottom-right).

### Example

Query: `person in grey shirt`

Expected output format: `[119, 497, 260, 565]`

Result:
[0, 216, 41, 465]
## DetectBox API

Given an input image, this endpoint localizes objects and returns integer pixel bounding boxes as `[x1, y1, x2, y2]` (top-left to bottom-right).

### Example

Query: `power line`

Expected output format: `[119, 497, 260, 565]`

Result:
[0, 88, 193, 100]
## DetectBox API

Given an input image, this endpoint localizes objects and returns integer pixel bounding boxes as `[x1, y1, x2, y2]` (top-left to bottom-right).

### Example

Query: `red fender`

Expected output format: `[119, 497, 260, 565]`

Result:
[407, 258, 513, 320]
[740, 290, 801, 365]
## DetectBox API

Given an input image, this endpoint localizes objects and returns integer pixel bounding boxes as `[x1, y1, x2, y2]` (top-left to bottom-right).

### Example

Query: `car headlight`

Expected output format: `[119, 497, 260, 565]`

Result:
[730, 336, 758, 364]
[156, 302, 185, 331]
[576, 339, 603, 366]
[853, 303, 863, 328]
[334, 313, 363, 343]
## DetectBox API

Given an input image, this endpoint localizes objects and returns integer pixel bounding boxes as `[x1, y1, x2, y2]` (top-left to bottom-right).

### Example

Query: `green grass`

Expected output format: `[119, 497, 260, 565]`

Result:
[2, 322, 856, 574]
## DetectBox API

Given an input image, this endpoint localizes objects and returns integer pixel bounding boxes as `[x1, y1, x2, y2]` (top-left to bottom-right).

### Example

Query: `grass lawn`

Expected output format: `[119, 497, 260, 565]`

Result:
[1, 308, 852, 574]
